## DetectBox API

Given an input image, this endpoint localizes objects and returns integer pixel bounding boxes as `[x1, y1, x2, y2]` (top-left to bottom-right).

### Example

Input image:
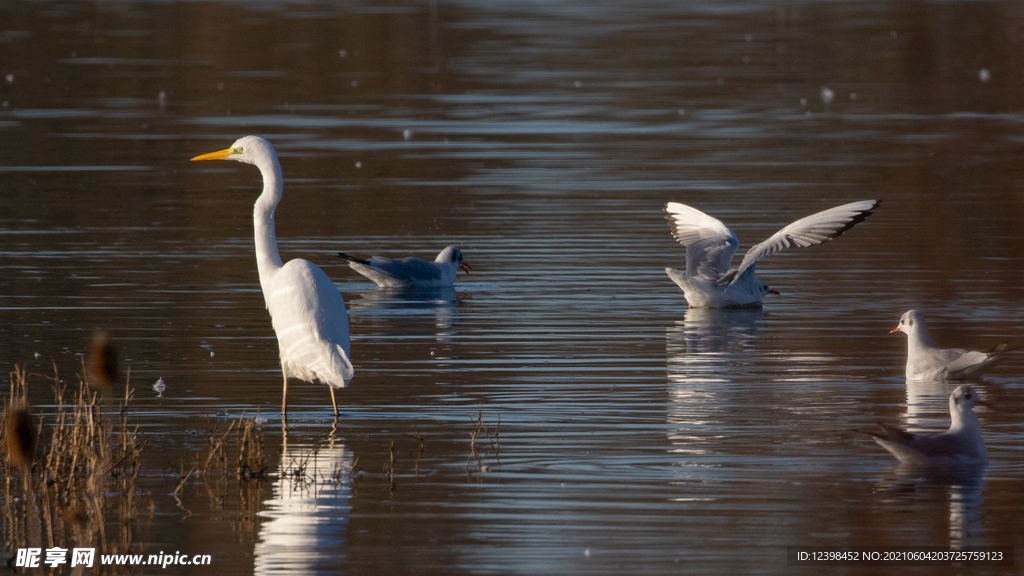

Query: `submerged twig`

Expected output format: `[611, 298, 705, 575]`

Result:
[466, 405, 501, 479]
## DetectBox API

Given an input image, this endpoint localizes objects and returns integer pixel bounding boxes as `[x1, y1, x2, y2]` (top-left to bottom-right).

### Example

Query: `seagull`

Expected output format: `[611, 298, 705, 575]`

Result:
[338, 246, 471, 288]
[192, 136, 353, 419]
[891, 310, 1010, 381]
[153, 377, 166, 398]
[863, 385, 989, 466]
[664, 200, 878, 308]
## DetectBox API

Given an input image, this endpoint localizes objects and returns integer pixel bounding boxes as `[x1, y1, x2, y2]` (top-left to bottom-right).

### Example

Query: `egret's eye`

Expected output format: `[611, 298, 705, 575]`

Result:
[233, 147, 243, 153]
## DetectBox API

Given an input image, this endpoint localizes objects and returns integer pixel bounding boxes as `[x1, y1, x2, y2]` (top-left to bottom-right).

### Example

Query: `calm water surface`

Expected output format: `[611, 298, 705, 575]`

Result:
[2, 1, 1024, 574]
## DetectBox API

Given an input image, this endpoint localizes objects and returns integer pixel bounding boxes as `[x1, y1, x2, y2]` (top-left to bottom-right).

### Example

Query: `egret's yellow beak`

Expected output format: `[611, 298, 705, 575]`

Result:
[191, 147, 235, 162]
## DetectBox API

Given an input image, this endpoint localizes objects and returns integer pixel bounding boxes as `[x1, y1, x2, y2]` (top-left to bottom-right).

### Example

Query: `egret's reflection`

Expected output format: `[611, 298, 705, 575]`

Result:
[875, 464, 987, 549]
[254, 433, 354, 575]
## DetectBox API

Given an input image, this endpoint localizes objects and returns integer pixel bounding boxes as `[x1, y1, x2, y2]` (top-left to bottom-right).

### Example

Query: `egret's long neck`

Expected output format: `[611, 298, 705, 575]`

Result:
[253, 157, 285, 303]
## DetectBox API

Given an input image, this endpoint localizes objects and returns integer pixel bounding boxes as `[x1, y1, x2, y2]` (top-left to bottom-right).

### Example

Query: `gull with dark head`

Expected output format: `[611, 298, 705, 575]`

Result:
[891, 310, 1010, 381]
[664, 200, 878, 308]
[338, 246, 471, 288]
[864, 385, 989, 466]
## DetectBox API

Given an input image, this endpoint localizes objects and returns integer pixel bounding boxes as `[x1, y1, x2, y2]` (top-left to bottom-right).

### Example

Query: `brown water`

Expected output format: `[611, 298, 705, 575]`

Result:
[3, 1, 1024, 574]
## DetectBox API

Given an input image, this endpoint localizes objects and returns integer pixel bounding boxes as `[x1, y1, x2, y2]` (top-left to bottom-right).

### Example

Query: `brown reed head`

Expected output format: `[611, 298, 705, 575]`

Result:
[4, 401, 35, 468]
[88, 330, 118, 388]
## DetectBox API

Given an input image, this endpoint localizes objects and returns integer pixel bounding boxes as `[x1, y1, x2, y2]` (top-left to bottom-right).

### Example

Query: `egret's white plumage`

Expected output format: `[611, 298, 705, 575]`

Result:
[338, 246, 471, 288]
[192, 136, 352, 418]
[890, 310, 1009, 381]
[664, 200, 878, 308]
[864, 385, 990, 466]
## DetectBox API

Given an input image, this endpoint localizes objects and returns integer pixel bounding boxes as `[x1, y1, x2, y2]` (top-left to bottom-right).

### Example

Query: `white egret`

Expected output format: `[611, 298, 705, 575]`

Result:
[192, 136, 353, 418]
[664, 200, 878, 308]
[338, 246, 471, 288]
[891, 310, 1010, 381]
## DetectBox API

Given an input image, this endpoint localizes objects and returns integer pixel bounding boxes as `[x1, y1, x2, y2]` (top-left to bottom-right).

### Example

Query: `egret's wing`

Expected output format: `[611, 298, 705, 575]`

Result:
[732, 200, 878, 283]
[665, 202, 740, 279]
[268, 259, 353, 388]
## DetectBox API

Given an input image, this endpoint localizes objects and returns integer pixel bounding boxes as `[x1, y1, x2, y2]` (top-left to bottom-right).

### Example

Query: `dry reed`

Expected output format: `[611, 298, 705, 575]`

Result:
[1, 360, 142, 567]
[466, 405, 500, 478]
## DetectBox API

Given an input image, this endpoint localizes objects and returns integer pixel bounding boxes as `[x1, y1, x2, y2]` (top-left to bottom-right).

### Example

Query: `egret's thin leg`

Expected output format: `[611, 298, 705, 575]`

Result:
[281, 371, 289, 417]
[329, 387, 338, 420]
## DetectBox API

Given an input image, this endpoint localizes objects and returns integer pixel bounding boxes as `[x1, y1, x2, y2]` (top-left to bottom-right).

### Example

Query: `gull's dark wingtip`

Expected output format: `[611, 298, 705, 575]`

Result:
[338, 252, 371, 265]
[830, 199, 880, 240]
[857, 426, 886, 441]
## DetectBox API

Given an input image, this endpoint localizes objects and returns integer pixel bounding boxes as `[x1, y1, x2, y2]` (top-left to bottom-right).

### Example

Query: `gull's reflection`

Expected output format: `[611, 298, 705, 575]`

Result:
[874, 464, 987, 549]
[903, 379, 954, 430]
[254, 433, 353, 575]
[665, 308, 764, 456]
[350, 285, 460, 309]
[667, 307, 764, 363]
[348, 286, 462, 347]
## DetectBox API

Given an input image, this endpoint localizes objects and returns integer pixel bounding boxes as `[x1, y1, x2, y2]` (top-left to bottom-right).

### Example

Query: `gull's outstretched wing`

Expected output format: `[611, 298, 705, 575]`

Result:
[730, 200, 878, 283]
[665, 202, 740, 280]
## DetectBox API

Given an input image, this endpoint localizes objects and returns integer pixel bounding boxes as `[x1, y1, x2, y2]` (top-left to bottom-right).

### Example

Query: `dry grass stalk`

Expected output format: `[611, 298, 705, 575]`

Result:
[382, 440, 398, 495]
[203, 420, 239, 480]
[1, 361, 142, 565]
[466, 405, 501, 478]
[171, 414, 268, 527]
[236, 416, 267, 480]
[404, 425, 426, 476]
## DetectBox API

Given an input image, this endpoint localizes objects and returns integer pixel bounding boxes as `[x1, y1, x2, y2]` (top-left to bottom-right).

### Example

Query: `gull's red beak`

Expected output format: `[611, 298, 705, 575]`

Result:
[768, 288, 780, 295]
[889, 326, 901, 334]
[459, 263, 473, 274]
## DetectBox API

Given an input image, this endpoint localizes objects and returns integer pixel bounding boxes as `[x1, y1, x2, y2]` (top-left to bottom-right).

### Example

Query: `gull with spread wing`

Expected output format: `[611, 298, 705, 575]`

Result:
[863, 385, 989, 466]
[664, 200, 878, 308]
